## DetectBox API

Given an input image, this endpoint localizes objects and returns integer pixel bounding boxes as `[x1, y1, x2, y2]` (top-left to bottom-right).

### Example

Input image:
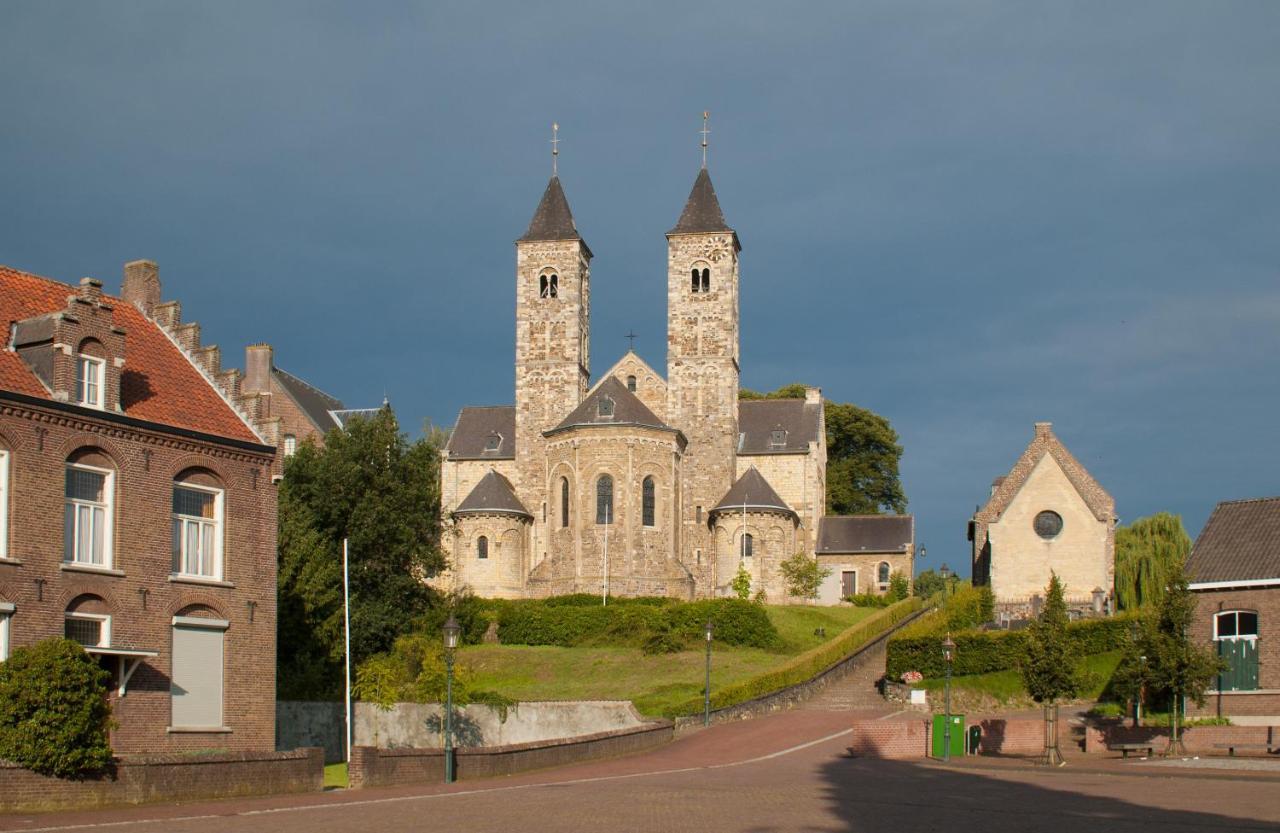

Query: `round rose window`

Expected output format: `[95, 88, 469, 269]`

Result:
[1034, 510, 1063, 539]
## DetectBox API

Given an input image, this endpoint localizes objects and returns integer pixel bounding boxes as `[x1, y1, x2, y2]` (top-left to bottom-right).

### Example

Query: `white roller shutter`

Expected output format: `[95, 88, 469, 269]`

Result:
[170, 618, 226, 728]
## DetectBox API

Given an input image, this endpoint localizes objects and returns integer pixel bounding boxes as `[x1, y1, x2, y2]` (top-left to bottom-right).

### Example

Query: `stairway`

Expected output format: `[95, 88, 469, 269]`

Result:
[800, 638, 893, 711]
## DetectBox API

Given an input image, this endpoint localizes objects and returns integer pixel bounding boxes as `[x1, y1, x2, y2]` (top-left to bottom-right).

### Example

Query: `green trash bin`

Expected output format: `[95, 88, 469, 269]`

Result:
[931, 714, 965, 758]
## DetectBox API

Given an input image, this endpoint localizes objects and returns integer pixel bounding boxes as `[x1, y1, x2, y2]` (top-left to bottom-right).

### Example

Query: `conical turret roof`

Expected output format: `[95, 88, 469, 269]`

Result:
[710, 467, 796, 520]
[518, 176, 586, 247]
[455, 470, 532, 518]
[668, 168, 734, 236]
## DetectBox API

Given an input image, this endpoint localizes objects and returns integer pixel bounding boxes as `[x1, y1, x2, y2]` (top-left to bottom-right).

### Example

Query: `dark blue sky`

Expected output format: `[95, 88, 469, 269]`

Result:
[3, 2, 1278, 576]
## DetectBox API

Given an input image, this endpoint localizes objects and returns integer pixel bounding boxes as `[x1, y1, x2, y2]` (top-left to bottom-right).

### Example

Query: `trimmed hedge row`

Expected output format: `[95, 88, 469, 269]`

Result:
[494, 597, 780, 651]
[662, 596, 925, 717]
[885, 614, 1137, 679]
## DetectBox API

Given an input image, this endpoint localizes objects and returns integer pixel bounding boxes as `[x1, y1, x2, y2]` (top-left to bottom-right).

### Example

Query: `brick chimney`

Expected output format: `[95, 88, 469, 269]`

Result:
[122, 260, 161, 316]
[244, 344, 274, 394]
[1034, 421, 1053, 439]
[804, 386, 822, 405]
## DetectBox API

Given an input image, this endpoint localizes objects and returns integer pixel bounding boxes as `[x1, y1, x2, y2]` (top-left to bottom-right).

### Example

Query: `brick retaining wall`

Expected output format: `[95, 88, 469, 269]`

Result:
[349, 722, 673, 789]
[1082, 721, 1280, 754]
[0, 747, 324, 813]
[847, 719, 929, 759]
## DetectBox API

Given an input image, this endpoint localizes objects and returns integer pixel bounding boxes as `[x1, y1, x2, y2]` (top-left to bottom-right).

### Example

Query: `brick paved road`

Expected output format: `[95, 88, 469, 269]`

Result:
[6, 711, 1279, 833]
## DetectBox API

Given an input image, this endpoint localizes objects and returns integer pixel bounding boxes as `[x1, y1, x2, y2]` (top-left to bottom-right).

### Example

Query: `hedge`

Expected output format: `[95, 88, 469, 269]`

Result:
[885, 614, 1138, 680]
[662, 596, 925, 717]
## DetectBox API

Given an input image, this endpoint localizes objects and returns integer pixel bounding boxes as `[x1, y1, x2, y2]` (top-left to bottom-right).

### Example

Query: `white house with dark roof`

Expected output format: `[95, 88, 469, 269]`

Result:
[437, 155, 910, 602]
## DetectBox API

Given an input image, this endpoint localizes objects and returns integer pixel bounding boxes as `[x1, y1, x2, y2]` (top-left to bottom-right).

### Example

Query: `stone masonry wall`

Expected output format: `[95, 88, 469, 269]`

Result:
[713, 509, 797, 600]
[737, 451, 823, 557]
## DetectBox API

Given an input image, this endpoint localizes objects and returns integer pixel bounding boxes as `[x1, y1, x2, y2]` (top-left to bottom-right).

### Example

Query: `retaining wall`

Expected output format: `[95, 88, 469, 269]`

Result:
[847, 718, 929, 759]
[349, 721, 673, 789]
[1083, 721, 1280, 754]
[277, 701, 345, 763]
[0, 747, 324, 813]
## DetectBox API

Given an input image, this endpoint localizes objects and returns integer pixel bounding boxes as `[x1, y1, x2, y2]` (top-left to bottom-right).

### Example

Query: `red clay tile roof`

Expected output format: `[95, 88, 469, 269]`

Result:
[1, 265, 260, 444]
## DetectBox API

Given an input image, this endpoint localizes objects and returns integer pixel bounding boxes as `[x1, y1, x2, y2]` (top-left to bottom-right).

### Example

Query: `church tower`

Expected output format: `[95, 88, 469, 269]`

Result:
[665, 163, 741, 593]
[515, 173, 592, 559]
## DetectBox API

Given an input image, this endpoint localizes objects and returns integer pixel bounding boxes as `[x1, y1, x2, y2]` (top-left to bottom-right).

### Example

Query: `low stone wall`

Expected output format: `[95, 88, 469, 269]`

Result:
[1083, 721, 1280, 754]
[349, 722, 673, 789]
[848, 718, 929, 759]
[0, 747, 324, 813]
[278, 700, 345, 763]
[356, 700, 646, 749]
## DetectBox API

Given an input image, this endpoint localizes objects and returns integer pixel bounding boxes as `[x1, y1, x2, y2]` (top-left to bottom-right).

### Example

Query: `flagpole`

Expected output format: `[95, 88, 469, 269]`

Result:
[603, 504, 610, 606]
[343, 538, 352, 763]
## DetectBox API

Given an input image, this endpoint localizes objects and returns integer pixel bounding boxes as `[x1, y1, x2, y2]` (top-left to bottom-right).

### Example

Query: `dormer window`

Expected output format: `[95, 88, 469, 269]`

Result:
[77, 354, 104, 409]
[539, 272, 559, 299]
[598, 396, 614, 419]
[770, 429, 787, 448]
[484, 433, 503, 453]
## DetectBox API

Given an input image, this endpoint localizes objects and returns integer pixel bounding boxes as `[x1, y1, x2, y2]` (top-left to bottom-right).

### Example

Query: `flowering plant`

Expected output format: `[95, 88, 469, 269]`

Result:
[900, 670, 923, 685]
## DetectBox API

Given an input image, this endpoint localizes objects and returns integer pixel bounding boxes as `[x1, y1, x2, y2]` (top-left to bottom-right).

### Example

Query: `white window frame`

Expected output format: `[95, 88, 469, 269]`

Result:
[64, 463, 114, 569]
[0, 603, 13, 662]
[0, 449, 8, 560]
[172, 483, 224, 580]
[282, 435, 297, 457]
[65, 611, 111, 648]
[1214, 610, 1259, 641]
[76, 355, 105, 409]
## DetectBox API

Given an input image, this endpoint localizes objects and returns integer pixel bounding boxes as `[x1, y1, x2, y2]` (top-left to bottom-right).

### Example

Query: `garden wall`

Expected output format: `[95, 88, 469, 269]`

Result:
[1083, 721, 1280, 754]
[0, 747, 324, 813]
[277, 700, 345, 763]
[348, 722, 673, 788]
[847, 718, 929, 759]
[355, 700, 646, 748]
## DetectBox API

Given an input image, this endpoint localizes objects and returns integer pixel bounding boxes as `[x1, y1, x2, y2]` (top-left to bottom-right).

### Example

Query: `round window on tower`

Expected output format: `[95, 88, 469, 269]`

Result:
[1034, 510, 1064, 540]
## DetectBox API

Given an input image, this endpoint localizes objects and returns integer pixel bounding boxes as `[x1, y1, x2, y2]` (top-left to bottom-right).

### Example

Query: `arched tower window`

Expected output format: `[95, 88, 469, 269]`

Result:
[691, 268, 700, 293]
[560, 477, 570, 527]
[477, 535, 489, 559]
[878, 561, 891, 588]
[642, 476, 655, 527]
[540, 272, 559, 299]
[626, 375, 637, 392]
[596, 475, 613, 524]
[701, 268, 710, 293]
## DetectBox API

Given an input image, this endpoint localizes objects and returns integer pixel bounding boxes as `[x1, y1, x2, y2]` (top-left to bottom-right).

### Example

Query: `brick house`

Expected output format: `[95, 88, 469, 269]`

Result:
[0, 260, 281, 754]
[1186, 497, 1280, 721]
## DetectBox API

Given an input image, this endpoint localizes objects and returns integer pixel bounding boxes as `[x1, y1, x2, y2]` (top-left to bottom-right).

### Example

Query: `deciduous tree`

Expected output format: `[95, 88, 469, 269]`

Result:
[1114, 513, 1191, 611]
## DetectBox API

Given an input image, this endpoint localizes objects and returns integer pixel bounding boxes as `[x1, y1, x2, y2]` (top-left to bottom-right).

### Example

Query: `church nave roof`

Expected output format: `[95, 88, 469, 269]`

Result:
[446, 405, 516, 460]
[545, 375, 679, 438]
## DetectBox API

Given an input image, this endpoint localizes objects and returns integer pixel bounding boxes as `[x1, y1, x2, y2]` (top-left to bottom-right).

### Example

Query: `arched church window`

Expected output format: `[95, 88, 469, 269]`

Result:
[642, 477, 655, 527]
[540, 273, 559, 299]
[627, 375, 637, 392]
[691, 268, 700, 293]
[549, 274, 558, 298]
[878, 561, 890, 587]
[742, 532, 753, 559]
[560, 477, 570, 528]
[596, 475, 613, 524]
[701, 268, 710, 293]
[477, 536, 489, 559]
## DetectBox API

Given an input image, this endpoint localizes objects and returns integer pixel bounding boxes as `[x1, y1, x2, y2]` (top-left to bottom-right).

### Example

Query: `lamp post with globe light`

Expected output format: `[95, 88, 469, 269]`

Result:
[442, 615, 461, 783]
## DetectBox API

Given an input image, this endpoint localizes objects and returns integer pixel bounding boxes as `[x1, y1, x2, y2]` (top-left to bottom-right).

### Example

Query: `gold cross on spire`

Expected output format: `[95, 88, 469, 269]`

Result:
[700, 111, 710, 169]
[551, 122, 560, 175]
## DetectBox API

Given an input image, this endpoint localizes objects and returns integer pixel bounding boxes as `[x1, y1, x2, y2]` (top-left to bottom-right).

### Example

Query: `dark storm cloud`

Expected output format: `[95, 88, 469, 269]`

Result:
[3, 1, 1278, 571]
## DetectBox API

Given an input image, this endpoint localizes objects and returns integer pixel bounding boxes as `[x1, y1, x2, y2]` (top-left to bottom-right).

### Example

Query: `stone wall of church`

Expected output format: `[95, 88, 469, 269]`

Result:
[448, 513, 530, 599]
[604, 353, 668, 422]
[987, 454, 1114, 606]
[436, 458, 520, 595]
[712, 509, 798, 602]
[736, 450, 825, 556]
[815, 552, 913, 600]
[666, 232, 740, 598]
[528, 425, 693, 599]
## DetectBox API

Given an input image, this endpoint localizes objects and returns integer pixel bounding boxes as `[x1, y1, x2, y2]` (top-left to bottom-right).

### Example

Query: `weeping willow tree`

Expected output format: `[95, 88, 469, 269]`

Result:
[1114, 513, 1191, 611]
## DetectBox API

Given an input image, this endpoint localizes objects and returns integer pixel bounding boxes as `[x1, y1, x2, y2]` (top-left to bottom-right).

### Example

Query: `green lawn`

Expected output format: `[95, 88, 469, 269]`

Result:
[464, 604, 876, 717]
[918, 650, 1123, 704]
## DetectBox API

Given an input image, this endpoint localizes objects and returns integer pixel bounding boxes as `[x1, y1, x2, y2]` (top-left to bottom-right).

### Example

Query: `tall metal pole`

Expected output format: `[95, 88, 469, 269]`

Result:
[602, 504, 610, 606]
[444, 648, 455, 783]
[704, 623, 713, 727]
[943, 658, 952, 761]
[343, 538, 352, 764]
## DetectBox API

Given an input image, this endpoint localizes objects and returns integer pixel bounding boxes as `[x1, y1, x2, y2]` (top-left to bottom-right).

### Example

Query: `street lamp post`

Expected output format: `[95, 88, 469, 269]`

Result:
[442, 615, 461, 784]
[939, 564, 952, 601]
[942, 633, 956, 762]
[704, 620, 714, 727]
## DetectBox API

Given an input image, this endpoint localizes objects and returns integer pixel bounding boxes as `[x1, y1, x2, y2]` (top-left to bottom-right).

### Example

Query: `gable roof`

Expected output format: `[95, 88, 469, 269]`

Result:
[0, 265, 260, 444]
[668, 168, 736, 240]
[517, 176, 590, 255]
[1187, 497, 1280, 585]
[817, 515, 914, 554]
[738, 399, 822, 455]
[272, 367, 344, 433]
[547, 376, 676, 436]
[454, 470, 531, 518]
[711, 467, 796, 520]
[973, 423, 1115, 524]
[445, 405, 516, 460]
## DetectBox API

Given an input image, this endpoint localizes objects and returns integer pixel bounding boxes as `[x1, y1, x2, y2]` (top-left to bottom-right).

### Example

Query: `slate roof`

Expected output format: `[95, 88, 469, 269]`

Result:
[817, 515, 914, 554]
[738, 399, 822, 455]
[1186, 497, 1280, 584]
[548, 376, 676, 435]
[669, 168, 734, 235]
[454, 470, 531, 518]
[517, 176, 590, 254]
[0, 264, 260, 443]
[272, 367, 344, 433]
[446, 406, 516, 460]
[710, 467, 795, 519]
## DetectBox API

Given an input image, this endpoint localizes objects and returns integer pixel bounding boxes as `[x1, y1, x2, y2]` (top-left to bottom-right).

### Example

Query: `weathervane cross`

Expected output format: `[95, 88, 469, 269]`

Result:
[551, 122, 560, 175]
[700, 111, 710, 169]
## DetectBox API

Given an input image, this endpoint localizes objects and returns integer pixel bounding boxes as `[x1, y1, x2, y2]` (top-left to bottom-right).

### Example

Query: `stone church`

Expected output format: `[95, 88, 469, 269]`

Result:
[438, 163, 912, 600]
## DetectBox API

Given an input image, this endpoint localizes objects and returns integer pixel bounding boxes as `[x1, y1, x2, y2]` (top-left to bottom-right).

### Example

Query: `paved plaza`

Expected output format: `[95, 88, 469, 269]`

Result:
[4, 710, 1278, 833]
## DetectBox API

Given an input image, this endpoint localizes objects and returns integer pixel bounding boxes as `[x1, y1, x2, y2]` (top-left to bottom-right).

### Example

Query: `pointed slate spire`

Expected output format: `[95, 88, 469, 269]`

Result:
[518, 175, 583, 243]
[668, 168, 733, 235]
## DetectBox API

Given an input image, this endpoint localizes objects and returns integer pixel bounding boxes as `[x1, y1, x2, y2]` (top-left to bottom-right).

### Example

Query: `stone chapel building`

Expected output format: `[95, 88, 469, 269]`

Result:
[437, 164, 903, 601]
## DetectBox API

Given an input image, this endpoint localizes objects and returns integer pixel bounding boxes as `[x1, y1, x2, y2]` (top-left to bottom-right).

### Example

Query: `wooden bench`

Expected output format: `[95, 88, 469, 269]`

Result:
[1109, 742, 1156, 759]
[1213, 743, 1280, 757]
